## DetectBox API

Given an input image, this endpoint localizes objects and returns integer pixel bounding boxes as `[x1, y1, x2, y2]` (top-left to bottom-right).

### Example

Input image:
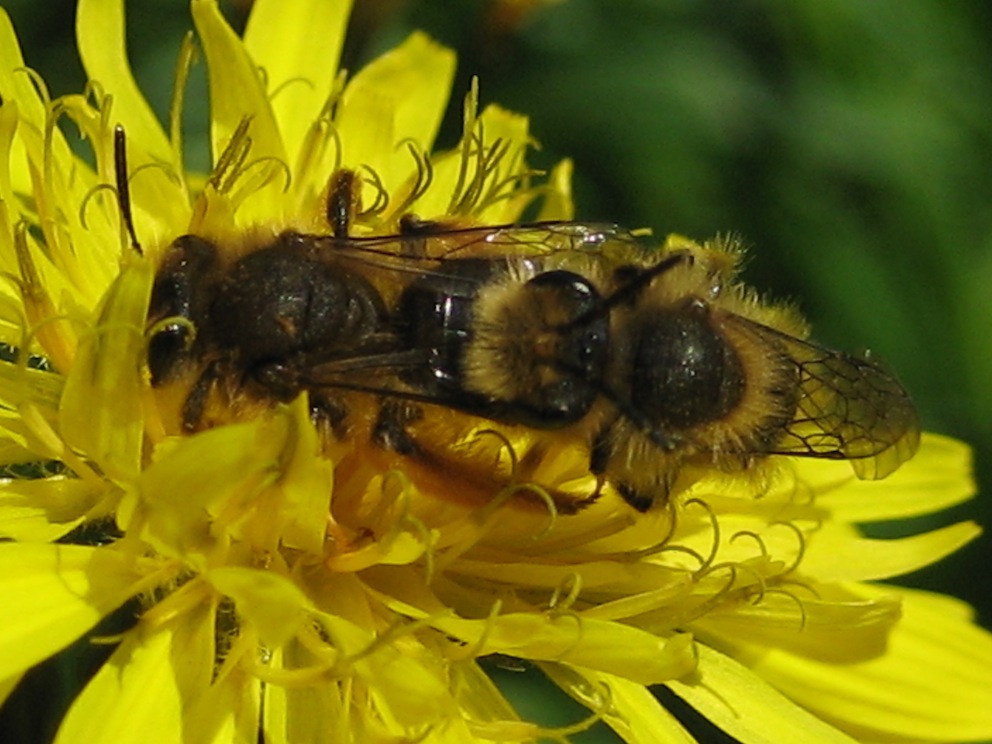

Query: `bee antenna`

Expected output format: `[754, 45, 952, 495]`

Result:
[114, 124, 143, 256]
[560, 249, 694, 331]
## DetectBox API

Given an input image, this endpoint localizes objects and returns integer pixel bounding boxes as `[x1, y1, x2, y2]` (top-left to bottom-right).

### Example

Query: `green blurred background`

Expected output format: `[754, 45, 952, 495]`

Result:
[2, 1, 990, 742]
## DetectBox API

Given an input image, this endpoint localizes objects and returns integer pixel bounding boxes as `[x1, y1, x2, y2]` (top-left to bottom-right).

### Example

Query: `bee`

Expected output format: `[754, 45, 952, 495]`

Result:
[144, 171, 920, 512]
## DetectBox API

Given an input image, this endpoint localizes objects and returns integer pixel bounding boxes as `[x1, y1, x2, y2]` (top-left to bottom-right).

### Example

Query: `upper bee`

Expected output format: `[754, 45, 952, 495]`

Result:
[146, 218, 921, 512]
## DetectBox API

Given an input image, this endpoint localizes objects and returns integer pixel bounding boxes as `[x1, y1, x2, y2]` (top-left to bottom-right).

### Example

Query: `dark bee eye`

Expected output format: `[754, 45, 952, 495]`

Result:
[630, 301, 745, 430]
[525, 270, 608, 373]
[147, 235, 219, 385]
[509, 270, 609, 427]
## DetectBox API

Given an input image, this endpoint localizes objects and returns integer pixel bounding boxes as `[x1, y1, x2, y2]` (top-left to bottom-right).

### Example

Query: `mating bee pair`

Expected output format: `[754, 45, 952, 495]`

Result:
[138, 152, 919, 512]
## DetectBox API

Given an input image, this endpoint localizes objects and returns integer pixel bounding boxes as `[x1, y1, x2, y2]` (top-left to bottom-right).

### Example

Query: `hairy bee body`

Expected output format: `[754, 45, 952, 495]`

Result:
[146, 220, 920, 511]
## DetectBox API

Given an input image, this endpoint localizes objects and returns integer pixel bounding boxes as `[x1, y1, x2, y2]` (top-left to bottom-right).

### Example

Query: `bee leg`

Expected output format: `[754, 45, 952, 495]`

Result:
[372, 400, 425, 456]
[615, 482, 654, 513]
[569, 475, 606, 512]
[588, 423, 622, 506]
[182, 360, 221, 432]
[251, 360, 302, 402]
[589, 424, 614, 477]
[589, 424, 656, 512]
[327, 169, 360, 240]
[310, 395, 350, 440]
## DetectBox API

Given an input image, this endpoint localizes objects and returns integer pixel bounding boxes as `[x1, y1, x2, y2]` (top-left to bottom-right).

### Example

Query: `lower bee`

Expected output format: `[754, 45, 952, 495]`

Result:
[144, 176, 920, 512]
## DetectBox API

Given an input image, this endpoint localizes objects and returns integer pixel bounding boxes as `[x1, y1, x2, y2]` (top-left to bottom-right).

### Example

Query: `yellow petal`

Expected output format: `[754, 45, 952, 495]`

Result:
[667, 645, 859, 744]
[0, 94, 32, 263]
[450, 660, 523, 727]
[59, 258, 152, 482]
[0, 671, 22, 708]
[272, 396, 333, 556]
[0, 476, 104, 541]
[452, 554, 674, 592]
[0, 356, 63, 414]
[0, 543, 140, 680]
[0, 13, 84, 230]
[695, 591, 901, 664]
[75, 0, 189, 232]
[184, 638, 262, 744]
[263, 645, 341, 744]
[61, 599, 247, 744]
[541, 664, 696, 744]
[135, 416, 287, 561]
[55, 616, 192, 744]
[266, 631, 495, 742]
[0, 418, 49, 469]
[442, 612, 696, 685]
[318, 613, 451, 729]
[366, 565, 696, 685]
[0, 9, 47, 142]
[206, 566, 312, 648]
[800, 520, 981, 582]
[750, 585, 992, 742]
[192, 0, 287, 222]
[12, 215, 84, 366]
[56, 92, 165, 272]
[136, 402, 334, 561]
[265, 633, 455, 740]
[243, 0, 353, 167]
[0, 29, 113, 313]
[76, 0, 170, 165]
[812, 433, 974, 522]
[336, 32, 456, 202]
[535, 158, 575, 221]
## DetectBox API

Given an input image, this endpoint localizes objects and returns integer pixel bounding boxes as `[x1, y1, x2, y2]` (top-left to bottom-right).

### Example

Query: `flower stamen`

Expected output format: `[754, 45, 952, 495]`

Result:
[448, 599, 503, 662]
[208, 116, 253, 194]
[355, 165, 389, 221]
[768, 519, 808, 575]
[762, 586, 810, 630]
[389, 139, 433, 221]
[686, 497, 721, 577]
[548, 572, 582, 612]
[168, 31, 197, 184]
[729, 529, 768, 557]
[292, 72, 346, 200]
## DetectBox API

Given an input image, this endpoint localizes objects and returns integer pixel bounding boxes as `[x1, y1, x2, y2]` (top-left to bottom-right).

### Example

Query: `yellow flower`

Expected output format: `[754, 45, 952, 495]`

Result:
[0, 1, 990, 743]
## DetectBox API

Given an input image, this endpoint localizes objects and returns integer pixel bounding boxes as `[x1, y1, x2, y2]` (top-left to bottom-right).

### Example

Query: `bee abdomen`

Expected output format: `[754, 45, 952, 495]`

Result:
[630, 301, 745, 431]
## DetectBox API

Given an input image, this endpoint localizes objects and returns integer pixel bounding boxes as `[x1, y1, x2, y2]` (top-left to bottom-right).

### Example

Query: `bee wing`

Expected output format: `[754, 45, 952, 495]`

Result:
[334, 221, 637, 261]
[756, 323, 921, 478]
[427, 221, 639, 259]
[304, 351, 480, 408]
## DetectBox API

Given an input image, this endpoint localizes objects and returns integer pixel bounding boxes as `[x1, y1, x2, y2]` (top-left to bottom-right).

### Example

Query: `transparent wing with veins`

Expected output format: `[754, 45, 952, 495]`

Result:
[756, 321, 921, 478]
[324, 221, 639, 264]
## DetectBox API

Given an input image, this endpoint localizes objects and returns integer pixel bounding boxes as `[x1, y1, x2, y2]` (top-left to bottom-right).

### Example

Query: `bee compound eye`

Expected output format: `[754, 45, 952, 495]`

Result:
[146, 235, 220, 385]
[511, 271, 610, 427]
[523, 270, 609, 370]
[147, 322, 194, 386]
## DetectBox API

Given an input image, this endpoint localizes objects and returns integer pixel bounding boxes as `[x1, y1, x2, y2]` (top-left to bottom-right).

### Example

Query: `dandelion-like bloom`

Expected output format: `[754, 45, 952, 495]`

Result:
[1, 1, 991, 742]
